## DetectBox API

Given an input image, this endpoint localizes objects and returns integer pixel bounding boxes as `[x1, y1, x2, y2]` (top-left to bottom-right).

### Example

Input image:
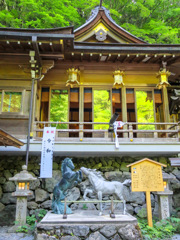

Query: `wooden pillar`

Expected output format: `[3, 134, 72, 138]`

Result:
[162, 85, 170, 123]
[122, 86, 128, 137]
[31, 80, 37, 134]
[79, 86, 84, 139]
[79, 67, 84, 139]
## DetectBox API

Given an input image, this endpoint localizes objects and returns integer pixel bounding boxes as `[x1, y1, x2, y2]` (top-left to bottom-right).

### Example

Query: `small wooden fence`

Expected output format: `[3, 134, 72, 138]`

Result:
[33, 121, 180, 142]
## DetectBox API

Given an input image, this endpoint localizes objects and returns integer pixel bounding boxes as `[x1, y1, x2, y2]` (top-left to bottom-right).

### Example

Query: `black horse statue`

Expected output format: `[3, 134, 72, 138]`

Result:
[52, 157, 82, 214]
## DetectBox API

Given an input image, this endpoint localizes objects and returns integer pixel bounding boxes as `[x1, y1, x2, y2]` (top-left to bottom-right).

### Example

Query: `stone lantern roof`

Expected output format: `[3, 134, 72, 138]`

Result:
[9, 165, 37, 182]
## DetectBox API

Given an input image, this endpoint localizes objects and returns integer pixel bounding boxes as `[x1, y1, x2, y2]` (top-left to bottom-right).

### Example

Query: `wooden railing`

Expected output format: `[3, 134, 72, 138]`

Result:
[33, 121, 180, 142]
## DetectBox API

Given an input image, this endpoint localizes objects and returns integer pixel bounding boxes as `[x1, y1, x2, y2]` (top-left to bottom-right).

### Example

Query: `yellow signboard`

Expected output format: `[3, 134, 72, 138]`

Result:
[127, 158, 166, 227]
[131, 160, 164, 192]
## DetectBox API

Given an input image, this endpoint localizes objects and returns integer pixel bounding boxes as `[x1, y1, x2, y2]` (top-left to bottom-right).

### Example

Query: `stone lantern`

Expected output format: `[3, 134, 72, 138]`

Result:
[9, 165, 37, 226]
[66, 68, 80, 88]
[155, 172, 175, 220]
[113, 70, 125, 89]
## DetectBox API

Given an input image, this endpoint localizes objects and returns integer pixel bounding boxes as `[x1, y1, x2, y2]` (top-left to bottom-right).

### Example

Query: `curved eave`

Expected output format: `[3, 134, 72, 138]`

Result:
[74, 42, 180, 54]
[0, 26, 74, 34]
[75, 6, 146, 44]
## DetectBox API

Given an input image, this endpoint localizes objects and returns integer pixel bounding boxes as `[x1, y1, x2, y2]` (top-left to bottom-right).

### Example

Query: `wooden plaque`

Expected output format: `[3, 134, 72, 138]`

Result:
[130, 160, 164, 192]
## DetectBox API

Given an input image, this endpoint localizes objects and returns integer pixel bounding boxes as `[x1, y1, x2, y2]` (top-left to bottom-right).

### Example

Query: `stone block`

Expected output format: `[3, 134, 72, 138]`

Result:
[100, 225, 117, 238]
[100, 167, 114, 172]
[123, 186, 145, 205]
[172, 169, 180, 181]
[0, 202, 5, 211]
[30, 179, 40, 190]
[4, 170, 12, 180]
[118, 224, 142, 240]
[104, 171, 123, 181]
[0, 186, 2, 198]
[44, 170, 62, 193]
[73, 225, 89, 237]
[120, 163, 129, 172]
[27, 201, 38, 210]
[61, 236, 80, 240]
[53, 162, 59, 170]
[41, 200, 52, 209]
[35, 189, 49, 203]
[93, 163, 102, 170]
[0, 205, 16, 226]
[0, 177, 6, 184]
[173, 193, 180, 208]
[66, 187, 80, 202]
[111, 234, 121, 240]
[87, 231, 108, 240]
[3, 181, 16, 192]
[0, 192, 16, 204]
[159, 157, 167, 165]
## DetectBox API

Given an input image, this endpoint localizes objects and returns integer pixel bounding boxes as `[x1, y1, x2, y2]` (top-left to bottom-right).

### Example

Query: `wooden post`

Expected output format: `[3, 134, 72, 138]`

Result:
[31, 80, 37, 135]
[79, 86, 84, 139]
[129, 123, 133, 139]
[162, 85, 170, 123]
[122, 86, 128, 138]
[146, 191, 153, 227]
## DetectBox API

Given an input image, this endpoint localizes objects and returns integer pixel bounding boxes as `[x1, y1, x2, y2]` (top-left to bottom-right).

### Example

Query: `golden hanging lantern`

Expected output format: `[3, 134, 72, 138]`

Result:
[66, 68, 80, 88]
[113, 70, 125, 89]
[156, 68, 171, 89]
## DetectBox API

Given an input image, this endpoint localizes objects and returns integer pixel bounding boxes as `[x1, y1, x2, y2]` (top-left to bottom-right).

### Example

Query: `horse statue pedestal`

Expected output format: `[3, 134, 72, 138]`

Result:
[35, 210, 142, 240]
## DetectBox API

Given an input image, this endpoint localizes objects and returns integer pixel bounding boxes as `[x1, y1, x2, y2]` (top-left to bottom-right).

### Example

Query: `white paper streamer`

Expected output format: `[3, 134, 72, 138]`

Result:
[113, 121, 125, 149]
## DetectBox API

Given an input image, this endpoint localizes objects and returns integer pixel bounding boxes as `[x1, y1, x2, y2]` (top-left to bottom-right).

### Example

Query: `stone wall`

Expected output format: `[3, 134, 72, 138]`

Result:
[0, 155, 180, 225]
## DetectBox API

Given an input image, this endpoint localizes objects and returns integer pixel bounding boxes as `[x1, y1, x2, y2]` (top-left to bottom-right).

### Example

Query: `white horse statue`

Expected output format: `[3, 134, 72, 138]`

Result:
[80, 167, 131, 215]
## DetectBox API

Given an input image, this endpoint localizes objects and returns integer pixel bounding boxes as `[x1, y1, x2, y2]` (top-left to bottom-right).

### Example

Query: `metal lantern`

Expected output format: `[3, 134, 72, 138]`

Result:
[9, 165, 37, 225]
[66, 68, 80, 88]
[156, 63, 171, 89]
[113, 70, 125, 89]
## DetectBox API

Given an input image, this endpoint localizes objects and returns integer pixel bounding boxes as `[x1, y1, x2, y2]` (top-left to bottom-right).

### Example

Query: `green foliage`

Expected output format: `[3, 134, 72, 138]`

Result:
[16, 225, 29, 233]
[16, 209, 47, 233]
[26, 214, 36, 226]
[50, 90, 68, 129]
[136, 91, 155, 130]
[0, 0, 179, 43]
[94, 90, 111, 130]
[82, 203, 88, 210]
[138, 217, 180, 240]
[38, 209, 47, 219]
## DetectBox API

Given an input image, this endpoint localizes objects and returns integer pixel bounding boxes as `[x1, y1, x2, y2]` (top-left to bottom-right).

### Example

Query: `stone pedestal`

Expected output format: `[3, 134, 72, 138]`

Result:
[16, 197, 27, 225]
[35, 210, 142, 240]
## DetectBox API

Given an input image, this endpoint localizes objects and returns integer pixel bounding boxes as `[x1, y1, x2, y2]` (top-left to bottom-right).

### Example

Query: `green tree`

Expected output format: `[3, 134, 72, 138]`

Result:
[0, 0, 179, 43]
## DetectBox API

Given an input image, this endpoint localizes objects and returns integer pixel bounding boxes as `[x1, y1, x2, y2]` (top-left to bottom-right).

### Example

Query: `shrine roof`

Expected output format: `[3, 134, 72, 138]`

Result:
[74, 6, 146, 44]
[0, 129, 24, 148]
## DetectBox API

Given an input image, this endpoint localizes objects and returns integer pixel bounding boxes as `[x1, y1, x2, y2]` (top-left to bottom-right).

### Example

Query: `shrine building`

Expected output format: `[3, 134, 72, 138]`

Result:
[0, 6, 180, 157]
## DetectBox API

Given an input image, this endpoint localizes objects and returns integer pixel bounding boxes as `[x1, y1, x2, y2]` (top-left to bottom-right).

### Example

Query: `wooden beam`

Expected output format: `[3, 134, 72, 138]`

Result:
[114, 54, 121, 62]
[106, 54, 111, 62]
[89, 53, 93, 62]
[32, 36, 42, 68]
[80, 53, 84, 62]
[49, 42, 54, 52]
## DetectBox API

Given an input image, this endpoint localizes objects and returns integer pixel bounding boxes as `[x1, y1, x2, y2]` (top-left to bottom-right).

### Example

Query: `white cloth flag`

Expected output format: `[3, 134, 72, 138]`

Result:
[40, 127, 56, 178]
[113, 121, 125, 149]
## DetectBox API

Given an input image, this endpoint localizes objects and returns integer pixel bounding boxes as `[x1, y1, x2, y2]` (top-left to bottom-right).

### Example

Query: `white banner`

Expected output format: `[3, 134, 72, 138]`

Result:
[40, 127, 56, 178]
[113, 121, 125, 149]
